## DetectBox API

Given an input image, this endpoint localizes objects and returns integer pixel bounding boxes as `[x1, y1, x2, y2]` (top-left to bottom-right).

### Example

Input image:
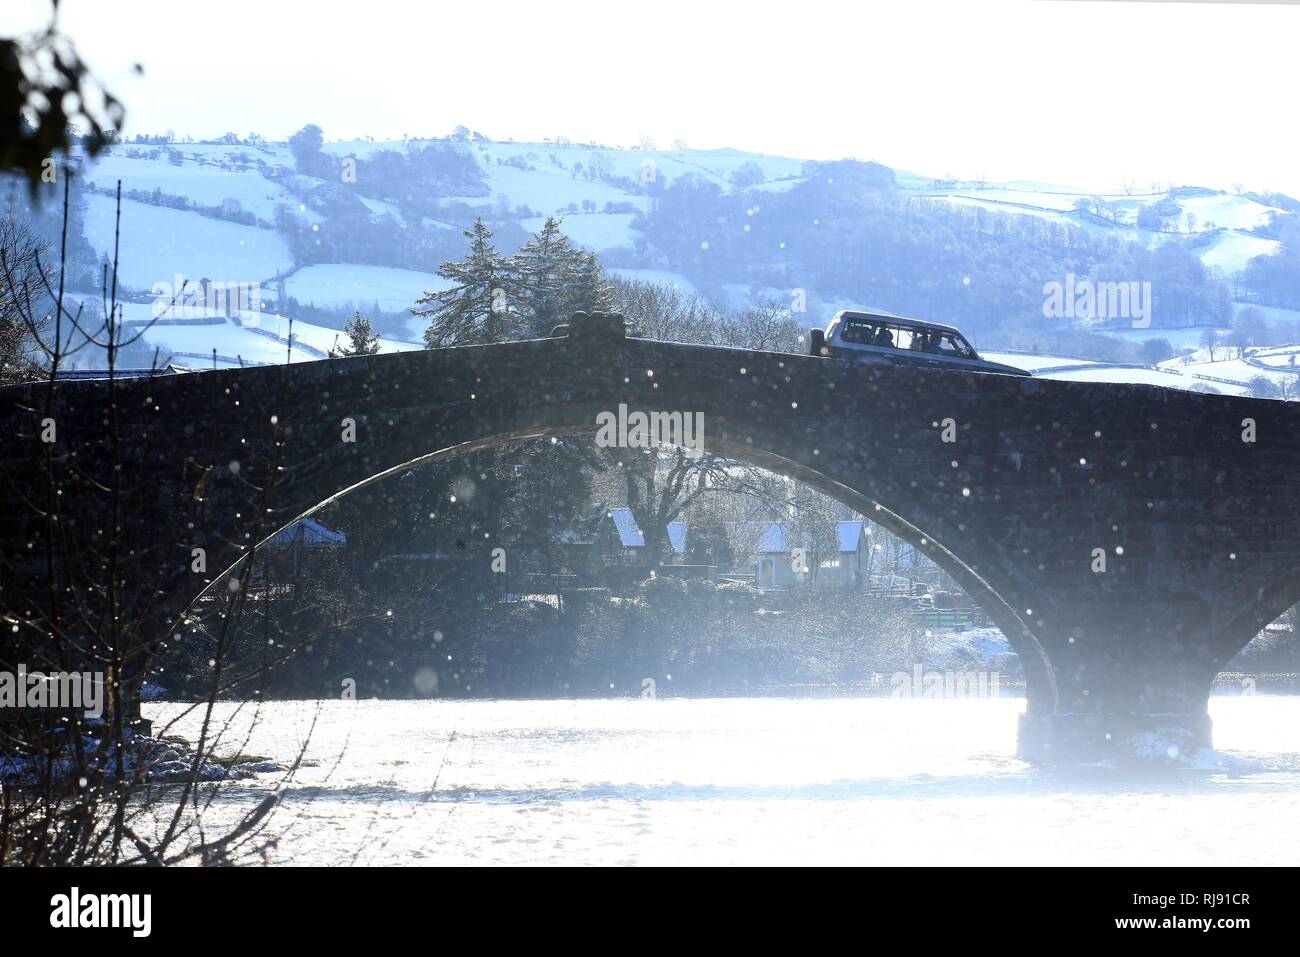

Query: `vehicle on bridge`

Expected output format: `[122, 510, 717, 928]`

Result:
[809, 310, 1030, 376]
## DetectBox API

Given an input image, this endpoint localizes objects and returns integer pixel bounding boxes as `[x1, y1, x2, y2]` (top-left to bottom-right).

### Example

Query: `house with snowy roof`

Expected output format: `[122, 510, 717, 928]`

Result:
[266, 517, 347, 549]
[559, 506, 687, 574]
[598, 507, 687, 565]
[753, 520, 869, 590]
[824, 520, 869, 589]
[254, 517, 348, 590]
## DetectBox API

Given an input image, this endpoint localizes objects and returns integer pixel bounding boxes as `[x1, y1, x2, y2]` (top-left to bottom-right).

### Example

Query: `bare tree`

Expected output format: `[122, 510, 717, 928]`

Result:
[0, 217, 49, 385]
[0, 175, 361, 865]
[602, 279, 814, 566]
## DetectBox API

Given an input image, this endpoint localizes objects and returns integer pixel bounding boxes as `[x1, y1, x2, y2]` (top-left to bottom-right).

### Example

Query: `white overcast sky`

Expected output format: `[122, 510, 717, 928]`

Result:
[9, 0, 1300, 194]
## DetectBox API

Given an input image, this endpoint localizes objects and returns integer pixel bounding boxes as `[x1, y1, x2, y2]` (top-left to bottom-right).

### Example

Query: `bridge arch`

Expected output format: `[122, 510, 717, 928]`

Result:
[7, 312, 1300, 760]
[201, 422, 1058, 714]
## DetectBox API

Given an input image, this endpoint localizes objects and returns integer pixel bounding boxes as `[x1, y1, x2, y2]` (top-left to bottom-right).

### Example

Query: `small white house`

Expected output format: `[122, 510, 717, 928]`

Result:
[754, 523, 800, 589]
[753, 520, 870, 590]
[823, 521, 869, 589]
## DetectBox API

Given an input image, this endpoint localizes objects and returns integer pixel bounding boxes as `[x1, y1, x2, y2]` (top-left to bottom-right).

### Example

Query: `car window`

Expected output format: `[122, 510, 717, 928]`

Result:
[841, 321, 873, 344]
[935, 333, 972, 357]
[944, 334, 975, 358]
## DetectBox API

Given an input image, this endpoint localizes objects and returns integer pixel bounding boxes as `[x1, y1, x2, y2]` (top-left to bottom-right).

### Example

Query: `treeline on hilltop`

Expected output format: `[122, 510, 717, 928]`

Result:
[11, 121, 1300, 348]
[632, 160, 1238, 340]
[267, 128, 1294, 342]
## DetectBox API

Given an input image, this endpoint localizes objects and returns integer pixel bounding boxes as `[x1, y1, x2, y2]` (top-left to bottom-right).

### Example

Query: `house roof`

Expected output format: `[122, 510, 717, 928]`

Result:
[594, 509, 688, 553]
[666, 521, 687, 555]
[266, 517, 347, 548]
[608, 508, 645, 548]
[758, 520, 865, 554]
[756, 522, 789, 553]
[837, 521, 866, 552]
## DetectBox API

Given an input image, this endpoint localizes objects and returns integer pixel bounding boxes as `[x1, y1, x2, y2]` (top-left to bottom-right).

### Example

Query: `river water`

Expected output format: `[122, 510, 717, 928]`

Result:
[143, 694, 1300, 866]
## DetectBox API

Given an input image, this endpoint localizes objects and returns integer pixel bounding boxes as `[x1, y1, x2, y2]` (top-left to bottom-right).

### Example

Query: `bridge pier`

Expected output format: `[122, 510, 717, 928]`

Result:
[1018, 711, 1213, 763]
[1014, 601, 1234, 763]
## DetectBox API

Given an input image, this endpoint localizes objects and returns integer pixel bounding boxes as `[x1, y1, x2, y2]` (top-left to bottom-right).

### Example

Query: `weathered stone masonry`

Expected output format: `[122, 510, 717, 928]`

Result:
[3, 312, 1299, 759]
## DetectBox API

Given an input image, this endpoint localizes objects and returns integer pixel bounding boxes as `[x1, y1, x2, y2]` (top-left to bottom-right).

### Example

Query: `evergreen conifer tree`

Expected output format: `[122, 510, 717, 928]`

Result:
[414, 219, 525, 347]
[331, 311, 382, 357]
[514, 216, 609, 336]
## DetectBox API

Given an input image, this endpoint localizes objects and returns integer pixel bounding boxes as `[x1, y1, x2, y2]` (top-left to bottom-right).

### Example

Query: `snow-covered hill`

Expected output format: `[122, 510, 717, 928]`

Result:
[50, 134, 1297, 373]
[893, 173, 1289, 275]
[980, 338, 1300, 398]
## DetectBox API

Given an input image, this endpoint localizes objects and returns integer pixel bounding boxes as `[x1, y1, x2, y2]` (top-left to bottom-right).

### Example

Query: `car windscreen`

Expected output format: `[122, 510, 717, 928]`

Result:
[935, 333, 975, 358]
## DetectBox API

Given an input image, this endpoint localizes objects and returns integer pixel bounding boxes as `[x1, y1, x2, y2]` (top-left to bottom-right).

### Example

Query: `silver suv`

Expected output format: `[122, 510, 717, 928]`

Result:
[810, 310, 1029, 376]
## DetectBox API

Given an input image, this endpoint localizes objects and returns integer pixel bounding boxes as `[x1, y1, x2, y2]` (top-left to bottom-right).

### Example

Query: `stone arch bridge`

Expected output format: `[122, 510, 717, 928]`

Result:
[3, 312, 1299, 760]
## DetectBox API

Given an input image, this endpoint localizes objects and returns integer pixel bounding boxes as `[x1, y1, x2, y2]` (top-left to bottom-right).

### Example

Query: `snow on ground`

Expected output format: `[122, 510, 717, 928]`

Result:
[83, 193, 294, 291]
[1178, 193, 1279, 232]
[1044, 365, 1248, 393]
[240, 311, 422, 357]
[284, 264, 449, 313]
[976, 339, 1300, 395]
[468, 143, 805, 194]
[936, 194, 1078, 226]
[66, 140, 1299, 381]
[448, 161, 642, 216]
[1249, 345, 1300, 369]
[749, 178, 804, 194]
[897, 172, 1292, 277]
[136, 318, 318, 366]
[521, 212, 639, 251]
[325, 140, 807, 217]
[1159, 352, 1295, 391]
[67, 300, 419, 368]
[1199, 231, 1280, 274]
[357, 196, 403, 222]
[980, 344, 1257, 394]
[142, 696, 1300, 865]
[898, 176, 1099, 211]
[919, 626, 1021, 672]
[980, 351, 1101, 372]
[83, 152, 301, 224]
[165, 143, 293, 166]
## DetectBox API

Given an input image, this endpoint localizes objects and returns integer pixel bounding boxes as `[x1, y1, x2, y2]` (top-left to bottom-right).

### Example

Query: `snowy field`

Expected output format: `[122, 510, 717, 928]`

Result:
[1159, 351, 1296, 392]
[980, 351, 1102, 372]
[1044, 364, 1249, 393]
[83, 193, 294, 292]
[896, 174, 1290, 276]
[84, 152, 304, 224]
[1250, 346, 1300, 369]
[983, 330, 1300, 397]
[521, 212, 639, 251]
[284, 264, 449, 314]
[1200, 231, 1281, 274]
[64, 300, 420, 368]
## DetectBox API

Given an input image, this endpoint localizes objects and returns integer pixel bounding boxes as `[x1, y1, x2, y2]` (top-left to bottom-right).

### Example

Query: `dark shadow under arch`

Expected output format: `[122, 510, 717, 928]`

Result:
[195, 423, 1059, 714]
